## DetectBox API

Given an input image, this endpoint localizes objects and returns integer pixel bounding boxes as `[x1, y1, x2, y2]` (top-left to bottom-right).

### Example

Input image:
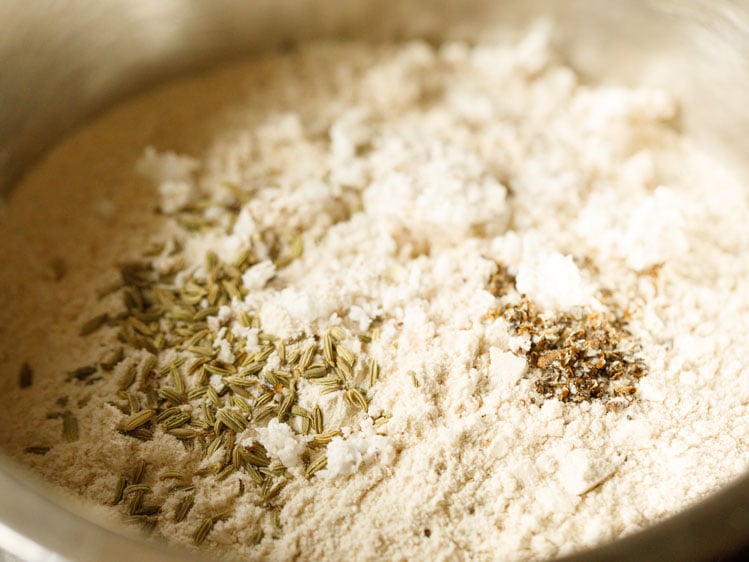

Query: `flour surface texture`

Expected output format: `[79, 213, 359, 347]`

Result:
[1, 27, 749, 562]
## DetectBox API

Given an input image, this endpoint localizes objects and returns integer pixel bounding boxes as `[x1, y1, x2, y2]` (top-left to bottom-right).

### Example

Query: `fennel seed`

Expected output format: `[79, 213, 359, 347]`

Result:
[62, 411, 79, 442]
[112, 476, 127, 505]
[305, 455, 328, 477]
[122, 409, 155, 432]
[79, 313, 109, 337]
[368, 359, 380, 387]
[174, 495, 195, 523]
[193, 517, 214, 546]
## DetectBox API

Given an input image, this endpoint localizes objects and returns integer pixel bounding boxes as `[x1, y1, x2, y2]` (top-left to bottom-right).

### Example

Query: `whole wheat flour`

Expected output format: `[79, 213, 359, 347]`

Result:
[1, 26, 749, 562]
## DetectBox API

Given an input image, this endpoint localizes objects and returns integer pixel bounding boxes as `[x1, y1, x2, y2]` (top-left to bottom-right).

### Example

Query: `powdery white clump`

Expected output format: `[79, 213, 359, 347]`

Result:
[135, 146, 200, 183]
[556, 448, 620, 496]
[363, 135, 510, 249]
[254, 419, 309, 469]
[515, 251, 589, 311]
[577, 186, 689, 271]
[619, 187, 690, 270]
[258, 287, 334, 338]
[136, 146, 200, 213]
[242, 260, 276, 291]
[319, 420, 394, 479]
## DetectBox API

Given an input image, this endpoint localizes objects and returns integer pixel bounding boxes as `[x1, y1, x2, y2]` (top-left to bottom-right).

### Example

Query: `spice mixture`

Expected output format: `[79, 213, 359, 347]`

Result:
[1, 26, 749, 561]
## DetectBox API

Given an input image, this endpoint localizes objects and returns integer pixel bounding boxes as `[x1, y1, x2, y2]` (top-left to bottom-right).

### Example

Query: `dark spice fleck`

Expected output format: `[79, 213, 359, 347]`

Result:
[18, 362, 33, 389]
[487, 261, 516, 298]
[49, 257, 68, 281]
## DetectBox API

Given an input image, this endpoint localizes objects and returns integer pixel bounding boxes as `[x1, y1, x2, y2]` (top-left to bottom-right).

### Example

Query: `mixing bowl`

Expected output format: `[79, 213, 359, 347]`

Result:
[1, 1, 749, 560]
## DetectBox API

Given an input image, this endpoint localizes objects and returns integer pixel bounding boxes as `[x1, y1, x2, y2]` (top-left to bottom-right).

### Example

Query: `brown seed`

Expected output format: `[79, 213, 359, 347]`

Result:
[368, 359, 380, 387]
[216, 410, 248, 433]
[262, 481, 287, 502]
[129, 428, 154, 441]
[170, 364, 185, 395]
[335, 362, 353, 381]
[270, 507, 282, 530]
[187, 386, 208, 401]
[174, 495, 195, 523]
[156, 406, 182, 423]
[305, 455, 328, 477]
[167, 428, 198, 440]
[188, 357, 210, 376]
[329, 326, 346, 342]
[311, 430, 341, 445]
[144, 389, 160, 410]
[323, 334, 336, 366]
[346, 388, 369, 413]
[313, 405, 324, 434]
[222, 280, 242, 300]
[163, 412, 191, 430]
[246, 465, 264, 485]
[301, 365, 327, 379]
[290, 405, 310, 418]
[127, 491, 145, 516]
[255, 391, 275, 409]
[223, 432, 236, 464]
[118, 365, 138, 390]
[122, 409, 155, 432]
[123, 484, 151, 495]
[160, 471, 188, 481]
[135, 504, 161, 517]
[252, 404, 277, 423]
[299, 343, 317, 371]
[277, 340, 286, 364]
[125, 392, 140, 415]
[193, 518, 215, 546]
[129, 317, 153, 337]
[203, 403, 216, 426]
[79, 313, 109, 337]
[159, 388, 186, 405]
[140, 355, 158, 381]
[62, 412, 79, 442]
[206, 385, 221, 407]
[242, 447, 271, 468]
[69, 365, 97, 382]
[243, 360, 265, 376]
[206, 435, 223, 459]
[112, 475, 127, 505]
[216, 465, 236, 481]
[231, 395, 253, 415]
[336, 345, 356, 368]
[196, 462, 223, 476]
[132, 460, 147, 484]
[277, 389, 295, 420]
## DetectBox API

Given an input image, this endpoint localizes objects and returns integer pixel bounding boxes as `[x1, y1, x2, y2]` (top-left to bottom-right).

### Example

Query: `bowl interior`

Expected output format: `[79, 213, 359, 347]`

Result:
[1, 1, 748, 561]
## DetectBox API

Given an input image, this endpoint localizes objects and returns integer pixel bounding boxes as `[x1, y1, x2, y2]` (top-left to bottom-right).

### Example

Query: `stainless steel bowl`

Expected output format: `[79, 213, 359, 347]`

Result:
[2, 1, 749, 560]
